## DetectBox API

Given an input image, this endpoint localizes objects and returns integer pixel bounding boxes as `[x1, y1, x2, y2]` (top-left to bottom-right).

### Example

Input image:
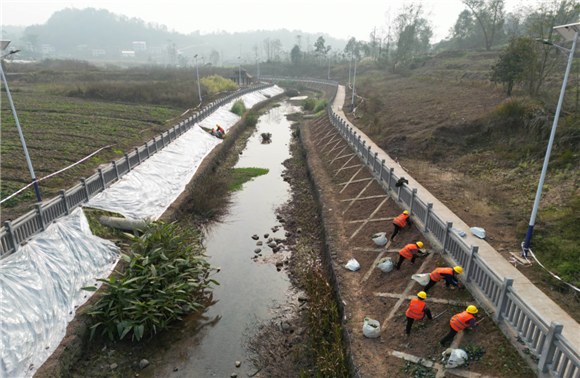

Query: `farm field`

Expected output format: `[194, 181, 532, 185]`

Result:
[1, 89, 182, 220]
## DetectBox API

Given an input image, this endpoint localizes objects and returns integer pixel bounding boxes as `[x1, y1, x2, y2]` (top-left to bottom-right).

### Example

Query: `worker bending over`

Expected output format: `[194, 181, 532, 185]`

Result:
[391, 211, 410, 241]
[395, 242, 425, 270]
[405, 291, 432, 336]
[216, 124, 226, 138]
[440, 306, 480, 346]
[424, 266, 463, 292]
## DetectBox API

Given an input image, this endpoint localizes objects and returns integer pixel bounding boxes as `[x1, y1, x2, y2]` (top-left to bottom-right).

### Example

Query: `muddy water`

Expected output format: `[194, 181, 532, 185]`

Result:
[140, 101, 299, 378]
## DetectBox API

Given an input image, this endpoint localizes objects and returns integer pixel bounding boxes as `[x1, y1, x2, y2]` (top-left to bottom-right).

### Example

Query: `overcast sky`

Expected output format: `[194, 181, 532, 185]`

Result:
[2, 0, 523, 42]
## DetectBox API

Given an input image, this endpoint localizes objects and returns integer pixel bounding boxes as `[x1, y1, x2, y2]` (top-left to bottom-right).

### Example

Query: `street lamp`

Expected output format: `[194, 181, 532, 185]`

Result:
[256, 58, 260, 80]
[348, 51, 353, 87]
[0, 41, 42, 202]
[194, 54, 202, 108]
[238, 56, 241, 88]
[351, 56, 358, 112]
[523, 22, 579, 257]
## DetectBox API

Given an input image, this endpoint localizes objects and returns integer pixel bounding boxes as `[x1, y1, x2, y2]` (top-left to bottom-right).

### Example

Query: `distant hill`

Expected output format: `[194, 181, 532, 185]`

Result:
[5, 8, 345, 64]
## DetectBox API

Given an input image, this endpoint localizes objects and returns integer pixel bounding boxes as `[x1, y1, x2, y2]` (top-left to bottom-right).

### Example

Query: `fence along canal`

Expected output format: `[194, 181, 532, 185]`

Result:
[262, 76, 580, 378]
[0, 84, 274, 259]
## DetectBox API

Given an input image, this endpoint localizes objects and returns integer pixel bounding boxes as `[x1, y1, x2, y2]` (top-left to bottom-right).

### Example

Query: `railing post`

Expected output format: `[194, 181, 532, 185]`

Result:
[367, 145, 372, 166]
[98, 168, 107, 189]
[493, 277, 514, 322]
[160, 133, 165, 148]
[35, 203, 46, 231]
[144, 142, 150, 159]
[124, 154, 131, 172]
[60, 189, 70, 215]
[135, 147, 141, 165]
[387, 167, 394, 191]
[465, 245, 479, 283]
[81, 178, 91, 201]
[379, 159, 386, 183]
[357, 135, 362, 154]
[4, 221, 16, 251]
[373, 152, 378, 172]
[441, 221, 453, 254]
[397, 176, 405, 201]
[112, 161, 120, 181]
[537, 321, 563, 372]
[152, 136, 158, 153]
[424, 203, 433, 232]
[409, 188, 417, 215]
[361, 139, 366, 157]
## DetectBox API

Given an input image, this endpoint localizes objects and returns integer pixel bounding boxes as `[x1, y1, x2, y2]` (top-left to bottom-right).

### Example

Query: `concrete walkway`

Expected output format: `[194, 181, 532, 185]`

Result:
[332, 85, 580, 353]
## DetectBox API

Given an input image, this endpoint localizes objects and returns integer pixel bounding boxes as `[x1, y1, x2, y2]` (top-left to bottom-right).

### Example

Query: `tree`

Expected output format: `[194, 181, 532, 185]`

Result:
[21, 34, 39, 52]
[314, 36, 331, 54]
[490, 37, 537, 95]
[290, 45, 301, 64]
[263, 37, 271, 61]
[177, 54, 189, 67]
[394, 3, 433, 68]
[461, 0, 506, 51]
[450, 10, 481, 49]
[271, 39, 282, 62]
[209, 49, 220, 66]
[167, 40, 177, 65]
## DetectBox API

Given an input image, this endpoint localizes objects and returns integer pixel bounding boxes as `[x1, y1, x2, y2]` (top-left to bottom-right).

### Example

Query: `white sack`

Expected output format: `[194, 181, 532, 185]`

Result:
[370, 232, 388, 246]
[446, 349, 468, 369]
[470, 227, 486, 239]
[362, 318, 381, 338]
[345, 258, 360, 271]
[376, 257, 393, 273]
[412, 273, 431, 286]
[0, 208, 119, 378]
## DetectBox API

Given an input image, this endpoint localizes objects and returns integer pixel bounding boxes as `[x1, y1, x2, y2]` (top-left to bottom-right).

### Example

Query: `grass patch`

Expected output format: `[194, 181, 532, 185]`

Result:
[231, 100, 247, 116]
[245, 109, 258, 127]
[200, 74, 238, 95]
[301, 98, 316, 111]
[83, 209, 126, 240]
[229, 167, 269, 192]
[313, 99, 328, 112]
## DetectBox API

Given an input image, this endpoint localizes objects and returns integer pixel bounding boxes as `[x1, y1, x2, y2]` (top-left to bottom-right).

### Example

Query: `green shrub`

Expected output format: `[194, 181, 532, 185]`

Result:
[245, 109, 258, 126]
[201, 74, 238, 95]
[82, 221, 216, 341]
[313, 99, 328, 112]
[301, 98, 316, 111]
[231, 100, 247, 116]
[261, 132, 272, 143]
[285, 88, 299, 97]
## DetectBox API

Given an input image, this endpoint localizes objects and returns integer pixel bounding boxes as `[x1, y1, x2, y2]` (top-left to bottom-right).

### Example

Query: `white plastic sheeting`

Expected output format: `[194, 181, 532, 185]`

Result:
[0, 208, 119, 378]
[86, 85, 283, 220]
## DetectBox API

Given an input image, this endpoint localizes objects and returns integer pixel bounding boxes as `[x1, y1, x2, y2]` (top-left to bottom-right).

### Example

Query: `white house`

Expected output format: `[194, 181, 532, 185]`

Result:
[41, 44, 55, 55]
[133, 41, 146, 51]
[92, 49, 106, 57]
[121, 50, 135, 58]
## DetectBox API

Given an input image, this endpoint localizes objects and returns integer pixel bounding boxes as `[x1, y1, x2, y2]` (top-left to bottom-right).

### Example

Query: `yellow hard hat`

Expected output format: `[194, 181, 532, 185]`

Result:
[417, 291, 427, 299]
[416, 241, 424, 248]
[403, 211, 409, 215]
[453, 266, 463, 274]
[466, 305, 478, 314]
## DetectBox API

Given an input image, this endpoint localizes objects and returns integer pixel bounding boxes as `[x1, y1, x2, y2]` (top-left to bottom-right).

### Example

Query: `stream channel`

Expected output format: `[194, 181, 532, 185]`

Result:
[140, 100, 300, 377]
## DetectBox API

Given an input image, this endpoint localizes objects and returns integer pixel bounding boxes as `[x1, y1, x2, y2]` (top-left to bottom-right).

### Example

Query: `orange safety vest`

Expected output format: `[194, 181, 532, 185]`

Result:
[393, 213, 409, 228]
[450, 311, 474, 332]
[399, 244, 418, 260]
[430, 267, 454, 282]
[406, 298, 426, 320]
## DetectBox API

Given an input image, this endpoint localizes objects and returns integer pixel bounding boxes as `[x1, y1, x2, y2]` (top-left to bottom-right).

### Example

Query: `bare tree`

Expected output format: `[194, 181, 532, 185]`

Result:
[461, 0, 506, 51]
[209, 49, 220, 66]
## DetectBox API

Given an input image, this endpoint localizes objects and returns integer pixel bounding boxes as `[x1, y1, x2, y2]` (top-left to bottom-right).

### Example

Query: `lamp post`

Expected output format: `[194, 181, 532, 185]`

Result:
[0, 42, 42, 202]
[348, 51, 353, 87]
[194, 54, 202, 108]
[256, 58, 260, 80]
[523, 22, 579, 257]
[351, 56, 358, 112]
[238, 56, 241, 88]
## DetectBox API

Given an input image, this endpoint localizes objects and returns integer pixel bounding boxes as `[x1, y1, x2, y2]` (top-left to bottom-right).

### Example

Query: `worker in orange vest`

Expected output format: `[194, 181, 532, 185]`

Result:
[395, 242, 425, 270]
[424, 266, 463, 292]
[390, 210, 410, 241]
[405, 291, 432, 336]
[440, 306, 480, 346]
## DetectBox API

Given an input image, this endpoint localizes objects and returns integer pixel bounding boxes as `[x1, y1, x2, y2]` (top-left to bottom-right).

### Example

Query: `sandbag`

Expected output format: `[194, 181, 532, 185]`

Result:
[412, 273, 430, 286]
[370, 232, 388, 246]
[376, 257, 393, 273]
[363, 318, 380, 338]
[470, 227, 486, 239]
[345, 258, 360, 271]
[446, 348, 468, 369]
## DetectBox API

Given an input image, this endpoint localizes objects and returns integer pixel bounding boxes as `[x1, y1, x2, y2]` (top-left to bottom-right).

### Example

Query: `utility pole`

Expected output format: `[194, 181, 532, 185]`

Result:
[348, 51, 352, 86]
[238, 56, 241, 88]
[0, 45, 42, 202]
[194, 54, 202, 107]
[351, 57, 357, 112]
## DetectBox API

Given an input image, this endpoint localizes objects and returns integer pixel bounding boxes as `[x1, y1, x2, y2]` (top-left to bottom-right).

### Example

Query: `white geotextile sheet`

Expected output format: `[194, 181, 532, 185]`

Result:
[86, 85, 283, 220]
[0, 208, 119, 378]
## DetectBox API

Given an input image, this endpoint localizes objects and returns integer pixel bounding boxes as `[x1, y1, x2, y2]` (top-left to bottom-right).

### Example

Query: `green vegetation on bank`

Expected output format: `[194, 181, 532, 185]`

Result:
[200, 74, 238, 95]
[231, 100, 247, 116]
[229, 168, 269, 191]
[82, 221, 216, 341]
